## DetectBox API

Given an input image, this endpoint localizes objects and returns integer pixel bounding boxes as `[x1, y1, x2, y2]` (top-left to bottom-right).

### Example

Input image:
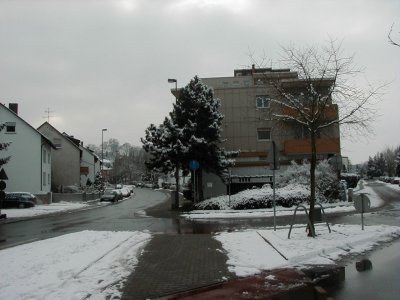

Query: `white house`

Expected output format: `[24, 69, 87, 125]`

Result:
[0, 103, 57, 194]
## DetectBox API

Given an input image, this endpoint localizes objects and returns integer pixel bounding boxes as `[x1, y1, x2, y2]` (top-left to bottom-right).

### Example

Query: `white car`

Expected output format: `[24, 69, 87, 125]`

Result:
[120, 187, 131, 198]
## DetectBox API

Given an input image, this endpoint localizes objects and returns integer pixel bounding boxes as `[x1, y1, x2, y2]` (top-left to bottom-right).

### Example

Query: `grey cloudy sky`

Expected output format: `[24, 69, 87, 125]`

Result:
[1, 0, 399, 164]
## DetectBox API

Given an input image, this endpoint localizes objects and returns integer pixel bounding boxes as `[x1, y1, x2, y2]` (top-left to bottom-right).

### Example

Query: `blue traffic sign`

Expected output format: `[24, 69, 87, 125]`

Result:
[189, 160, 199, 170]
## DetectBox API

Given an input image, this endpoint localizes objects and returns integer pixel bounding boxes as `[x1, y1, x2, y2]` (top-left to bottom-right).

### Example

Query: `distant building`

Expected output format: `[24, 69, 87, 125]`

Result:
[37, 122, 101, 189]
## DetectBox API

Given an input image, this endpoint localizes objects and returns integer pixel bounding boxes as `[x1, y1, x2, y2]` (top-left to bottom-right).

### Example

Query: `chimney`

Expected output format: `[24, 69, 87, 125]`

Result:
[9, 103, 18, 115]
[252, 64, 255, 74]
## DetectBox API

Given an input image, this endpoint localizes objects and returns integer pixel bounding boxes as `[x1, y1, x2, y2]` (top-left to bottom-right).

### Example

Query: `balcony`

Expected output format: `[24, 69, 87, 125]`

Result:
[284, 138, 340, 155]
[282, 104, 338, 120]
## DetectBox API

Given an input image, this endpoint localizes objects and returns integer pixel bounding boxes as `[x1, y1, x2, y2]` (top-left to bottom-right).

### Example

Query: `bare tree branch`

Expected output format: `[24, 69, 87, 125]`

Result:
[388, 23, 400, 47]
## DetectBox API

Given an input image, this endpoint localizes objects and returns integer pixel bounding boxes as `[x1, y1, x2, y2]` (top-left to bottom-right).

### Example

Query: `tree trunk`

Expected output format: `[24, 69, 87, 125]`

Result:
[198, 168, 204, 201]
[309, 129, 317, 236]
[174, 164, 180, 209]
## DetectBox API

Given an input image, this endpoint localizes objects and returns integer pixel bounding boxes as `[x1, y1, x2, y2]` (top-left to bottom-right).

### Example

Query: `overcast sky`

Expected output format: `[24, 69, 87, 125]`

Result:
[1, 0, 399, 164]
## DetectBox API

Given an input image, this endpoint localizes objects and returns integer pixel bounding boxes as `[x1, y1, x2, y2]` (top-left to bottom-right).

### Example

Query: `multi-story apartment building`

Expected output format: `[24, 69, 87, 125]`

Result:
[177, 67, 341, 198]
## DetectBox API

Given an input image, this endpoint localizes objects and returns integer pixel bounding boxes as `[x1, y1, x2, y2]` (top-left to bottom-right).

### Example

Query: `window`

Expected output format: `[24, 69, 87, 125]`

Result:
[294, 126, 321, 139]
[43, 149, 46, 163]
[48, 174, 50, 185]
[244, 81, 249, 87]
[257, 129, 271, 141]
[48, 153, 50, 163]
[53, 138, 62, 148]
[43, 172, 46, 186]
[233, 81, 239, 87]
[294, 94, 310, 105]
[256, 95, 270, 108]
[6, 122, 16, 133]
[222, 82, 229, 87]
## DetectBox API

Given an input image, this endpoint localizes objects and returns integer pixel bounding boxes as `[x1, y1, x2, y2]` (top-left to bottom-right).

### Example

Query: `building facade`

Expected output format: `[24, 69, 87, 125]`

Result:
[37, 122, 81, 189]
[0, 103, 56, 194]
[176, 67, 341, 199]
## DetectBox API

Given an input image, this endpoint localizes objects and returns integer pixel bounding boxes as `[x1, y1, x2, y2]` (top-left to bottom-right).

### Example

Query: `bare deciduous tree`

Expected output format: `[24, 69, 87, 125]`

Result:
[249, 37, 388, 233]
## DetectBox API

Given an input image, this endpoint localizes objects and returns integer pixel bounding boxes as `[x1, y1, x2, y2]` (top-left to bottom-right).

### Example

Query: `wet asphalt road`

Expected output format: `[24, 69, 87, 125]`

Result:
[0, 180, 398, 248]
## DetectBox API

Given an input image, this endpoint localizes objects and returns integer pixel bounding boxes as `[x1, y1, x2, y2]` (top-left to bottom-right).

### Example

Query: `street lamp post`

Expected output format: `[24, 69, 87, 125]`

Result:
[101, 129, 107, 183]
[168, 78, 179, 209]
[168, 78, 177, 103]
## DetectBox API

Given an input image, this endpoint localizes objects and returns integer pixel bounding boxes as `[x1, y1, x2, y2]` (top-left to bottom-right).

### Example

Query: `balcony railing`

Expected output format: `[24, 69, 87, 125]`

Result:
[284, 138, 340, 155]
[282, 104, 338, 120]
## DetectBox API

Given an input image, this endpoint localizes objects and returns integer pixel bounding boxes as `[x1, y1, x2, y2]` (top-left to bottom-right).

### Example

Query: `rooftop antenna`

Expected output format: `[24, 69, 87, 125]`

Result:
[44, 108, 56, 123]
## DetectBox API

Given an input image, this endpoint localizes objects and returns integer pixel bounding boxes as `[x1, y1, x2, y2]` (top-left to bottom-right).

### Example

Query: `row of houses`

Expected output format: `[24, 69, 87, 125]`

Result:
[0, 103, 106, 195]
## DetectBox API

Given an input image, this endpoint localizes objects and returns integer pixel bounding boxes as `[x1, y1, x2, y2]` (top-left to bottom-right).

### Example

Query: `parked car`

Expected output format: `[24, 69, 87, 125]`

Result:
[100, 189, 119, 202]
[391, 177, 400, 184]
[3, 193, 36, 208]
[115, 184, 122, 189]
[114, 189, 123, 200]
[5, 192, 36, 203]
[125, 185, 134, 193]
[144, 183, 153, 189]
[120, 187, 131, 197]
[152, 183, 160, 189]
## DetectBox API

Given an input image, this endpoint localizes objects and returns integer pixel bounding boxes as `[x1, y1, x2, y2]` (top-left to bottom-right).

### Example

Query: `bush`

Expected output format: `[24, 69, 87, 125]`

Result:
[192, 184, 326, 210]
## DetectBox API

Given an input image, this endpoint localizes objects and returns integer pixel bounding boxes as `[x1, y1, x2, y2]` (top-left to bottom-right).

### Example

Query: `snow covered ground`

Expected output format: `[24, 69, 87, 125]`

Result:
[1, 224, 398, 299]
[181, 179, 384, 220]
[0, 181, 399, 299]
[2, 200, 112, 219]
[0, 230, 151, 300]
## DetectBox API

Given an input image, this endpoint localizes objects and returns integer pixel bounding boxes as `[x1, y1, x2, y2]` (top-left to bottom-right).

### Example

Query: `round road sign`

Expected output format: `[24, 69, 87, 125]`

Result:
[0, 181, 6, 190]
[189, 160, 199, 170]
[354, 194, 371, 213]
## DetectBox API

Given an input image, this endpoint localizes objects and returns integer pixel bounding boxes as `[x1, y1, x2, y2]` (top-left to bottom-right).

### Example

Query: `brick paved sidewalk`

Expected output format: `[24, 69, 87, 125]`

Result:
[122, 234, 236, 300]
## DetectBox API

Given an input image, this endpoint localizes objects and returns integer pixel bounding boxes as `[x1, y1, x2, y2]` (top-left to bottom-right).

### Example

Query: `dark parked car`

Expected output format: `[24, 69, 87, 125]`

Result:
[3, 193, 36, 208]
[100, 189, 119, 202]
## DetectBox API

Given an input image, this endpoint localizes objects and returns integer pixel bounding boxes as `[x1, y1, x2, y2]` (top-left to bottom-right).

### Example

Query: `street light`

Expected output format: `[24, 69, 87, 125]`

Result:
[168, 78, 179, 209]
[101, 129, 107, 182]
[168, 78, 177, 103]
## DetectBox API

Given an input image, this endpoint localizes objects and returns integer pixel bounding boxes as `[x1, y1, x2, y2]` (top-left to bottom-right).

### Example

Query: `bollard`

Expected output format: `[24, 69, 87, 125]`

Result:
[348, 188, 353, 202]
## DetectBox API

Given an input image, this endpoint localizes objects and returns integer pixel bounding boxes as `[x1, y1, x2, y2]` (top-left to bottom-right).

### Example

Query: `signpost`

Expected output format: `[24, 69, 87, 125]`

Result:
[266, 141, 280, 231]
[354, 193, 371, 230]
[228, 168, 232, 207]
[189, 160, 199, 204]
[0, 168, 8, 220]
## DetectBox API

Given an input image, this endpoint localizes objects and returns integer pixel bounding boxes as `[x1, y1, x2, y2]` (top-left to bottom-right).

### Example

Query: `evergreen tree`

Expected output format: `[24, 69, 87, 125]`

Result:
[375, 153, 386, 176]
[366, 156, 375, 178]
[0, 123, 12, 167]
[142, 76, 238, 202]
[397, 146, 400, 176]
[172, 76, 238, 201]
[93, 171, 104, 193]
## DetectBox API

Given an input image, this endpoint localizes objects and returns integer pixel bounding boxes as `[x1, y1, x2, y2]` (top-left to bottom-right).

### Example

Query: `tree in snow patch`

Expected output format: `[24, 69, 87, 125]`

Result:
[249, 38, 387, 232]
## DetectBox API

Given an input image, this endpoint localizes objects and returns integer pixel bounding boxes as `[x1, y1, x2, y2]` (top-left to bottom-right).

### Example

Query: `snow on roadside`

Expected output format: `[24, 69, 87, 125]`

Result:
[2, 201, 112, 219]
[214, 224, 400, 277]
[0, 230, 151, 300]
[182, 180, 387, 220]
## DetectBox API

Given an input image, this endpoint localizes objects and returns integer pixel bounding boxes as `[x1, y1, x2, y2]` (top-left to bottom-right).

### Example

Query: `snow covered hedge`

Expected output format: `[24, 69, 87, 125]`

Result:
[193, 159, 340, 210]
[193, 184, 327, 210]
